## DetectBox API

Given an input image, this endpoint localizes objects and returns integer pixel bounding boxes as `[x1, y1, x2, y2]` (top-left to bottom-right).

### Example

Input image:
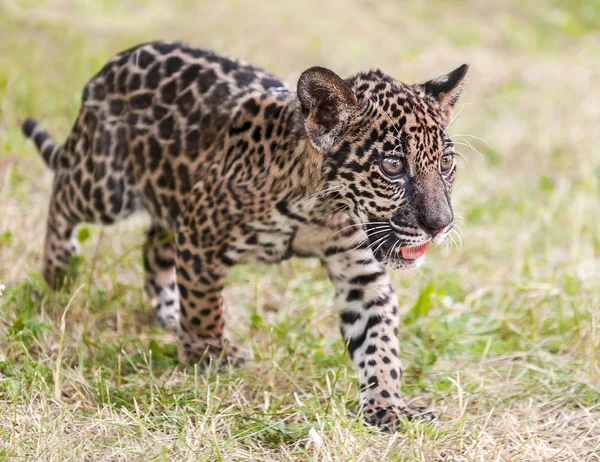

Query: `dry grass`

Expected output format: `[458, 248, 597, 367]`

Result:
[1, 0, 599, 460]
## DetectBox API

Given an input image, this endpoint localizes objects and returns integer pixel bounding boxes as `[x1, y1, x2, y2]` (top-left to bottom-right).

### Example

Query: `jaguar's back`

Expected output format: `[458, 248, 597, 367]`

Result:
[67, 42, 286, 221]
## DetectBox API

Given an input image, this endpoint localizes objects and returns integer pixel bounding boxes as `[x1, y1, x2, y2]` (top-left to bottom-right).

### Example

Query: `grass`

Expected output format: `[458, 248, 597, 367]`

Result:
[0, 0, 599, 460]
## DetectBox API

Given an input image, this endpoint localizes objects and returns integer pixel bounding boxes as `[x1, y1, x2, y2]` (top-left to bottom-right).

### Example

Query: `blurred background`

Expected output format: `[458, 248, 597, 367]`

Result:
[0, 1, 599, 460]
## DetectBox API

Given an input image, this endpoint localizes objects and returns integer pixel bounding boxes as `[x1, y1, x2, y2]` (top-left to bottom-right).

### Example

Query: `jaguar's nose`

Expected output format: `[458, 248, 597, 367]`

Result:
[419, 220, 449, 238]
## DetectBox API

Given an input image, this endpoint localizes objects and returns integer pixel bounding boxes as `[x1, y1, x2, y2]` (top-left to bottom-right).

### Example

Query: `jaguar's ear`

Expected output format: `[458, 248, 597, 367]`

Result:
[297, 66, 358, 150]
[421, 64, 468, 123]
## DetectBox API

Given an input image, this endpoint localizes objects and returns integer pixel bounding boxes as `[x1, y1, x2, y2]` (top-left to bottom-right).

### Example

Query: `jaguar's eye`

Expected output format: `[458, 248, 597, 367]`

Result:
[440, 154, 454, 174]
[381, 156, 404, 178]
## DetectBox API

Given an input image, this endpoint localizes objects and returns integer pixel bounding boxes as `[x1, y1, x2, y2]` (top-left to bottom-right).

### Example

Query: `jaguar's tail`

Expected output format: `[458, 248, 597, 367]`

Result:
[22, 118, 65, 171]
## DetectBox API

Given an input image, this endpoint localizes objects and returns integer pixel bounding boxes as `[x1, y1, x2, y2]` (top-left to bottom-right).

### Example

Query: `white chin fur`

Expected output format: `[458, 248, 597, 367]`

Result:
[433, 230, 451, 245]
[385, 255, 425, 271]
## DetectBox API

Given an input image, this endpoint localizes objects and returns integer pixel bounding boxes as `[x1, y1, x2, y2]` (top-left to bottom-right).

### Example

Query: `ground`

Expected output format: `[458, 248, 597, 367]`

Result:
[0, 1, 599, 460]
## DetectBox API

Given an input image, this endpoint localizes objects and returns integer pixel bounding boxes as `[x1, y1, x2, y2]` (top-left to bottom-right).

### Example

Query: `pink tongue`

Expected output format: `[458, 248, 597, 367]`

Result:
[401, 242, 430, 260]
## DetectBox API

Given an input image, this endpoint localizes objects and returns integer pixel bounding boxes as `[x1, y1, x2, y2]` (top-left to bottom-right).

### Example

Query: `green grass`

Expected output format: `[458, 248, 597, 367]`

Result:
[1, 0, 599, 460]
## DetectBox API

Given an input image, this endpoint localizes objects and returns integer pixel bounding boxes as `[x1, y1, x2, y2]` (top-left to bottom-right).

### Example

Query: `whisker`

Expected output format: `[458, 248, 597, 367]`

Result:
[342, 232, 373, 253]
[331, 222, 394, 252]
[318, 198, 347, 217]
[445, 103, 470, 131]
[451, 228, 463, 247]
[294, 185, 343, 208]
[366, 228, 392, 241]
[328, 222, 391, 247]
[451, 140, 484, 161]
[296, 188, 339, 206]
[320, 204, 350, 223]
[314, 191, 345, 211]
[330, 221, 388, 237]
[451, 148, 469, 163]
[441, 239, 450, 252]
[334, 222, 378, 249]
[309, 203, 350, 225]
[453, 214, 465, 228]
[371, 234, 390, 256]
[362, 232, 388, 252]
[450, 132, 490, 148]
[449, 229, 462, 250]
[385, 237, 399, 264]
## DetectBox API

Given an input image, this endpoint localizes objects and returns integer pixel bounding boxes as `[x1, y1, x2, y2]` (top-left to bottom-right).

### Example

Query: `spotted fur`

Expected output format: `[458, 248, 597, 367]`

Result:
[22, 41, 468, 431]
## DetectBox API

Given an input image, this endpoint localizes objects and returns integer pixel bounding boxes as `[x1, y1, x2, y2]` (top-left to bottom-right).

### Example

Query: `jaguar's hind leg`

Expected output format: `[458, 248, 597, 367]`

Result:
[42, 175, 82, 288]
[143, 223, 179, 332]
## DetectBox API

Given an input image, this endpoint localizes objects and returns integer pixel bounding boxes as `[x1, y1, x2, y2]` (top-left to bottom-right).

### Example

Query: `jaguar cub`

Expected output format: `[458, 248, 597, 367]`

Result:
[23, 41, 468, 430]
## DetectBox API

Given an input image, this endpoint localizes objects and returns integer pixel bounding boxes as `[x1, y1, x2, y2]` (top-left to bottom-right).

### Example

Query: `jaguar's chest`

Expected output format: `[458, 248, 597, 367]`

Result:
[221, 210, 332, 265]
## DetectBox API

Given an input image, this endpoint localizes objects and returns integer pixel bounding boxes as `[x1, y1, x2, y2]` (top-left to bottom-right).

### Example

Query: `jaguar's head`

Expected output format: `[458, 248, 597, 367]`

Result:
[297, 63, 468, 269]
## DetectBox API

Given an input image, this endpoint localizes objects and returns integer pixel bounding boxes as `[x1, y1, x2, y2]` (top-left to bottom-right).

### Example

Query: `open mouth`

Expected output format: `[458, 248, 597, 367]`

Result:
[364, 221, 432, 267]
[368, 236, 431, 265]
[400, 242, 430, 260]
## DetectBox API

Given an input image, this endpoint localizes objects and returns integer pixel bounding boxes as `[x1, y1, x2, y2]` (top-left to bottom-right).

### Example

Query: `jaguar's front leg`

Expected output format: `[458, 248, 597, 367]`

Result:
[323, 228, 436, 431]
[175, 226, 242, 368]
